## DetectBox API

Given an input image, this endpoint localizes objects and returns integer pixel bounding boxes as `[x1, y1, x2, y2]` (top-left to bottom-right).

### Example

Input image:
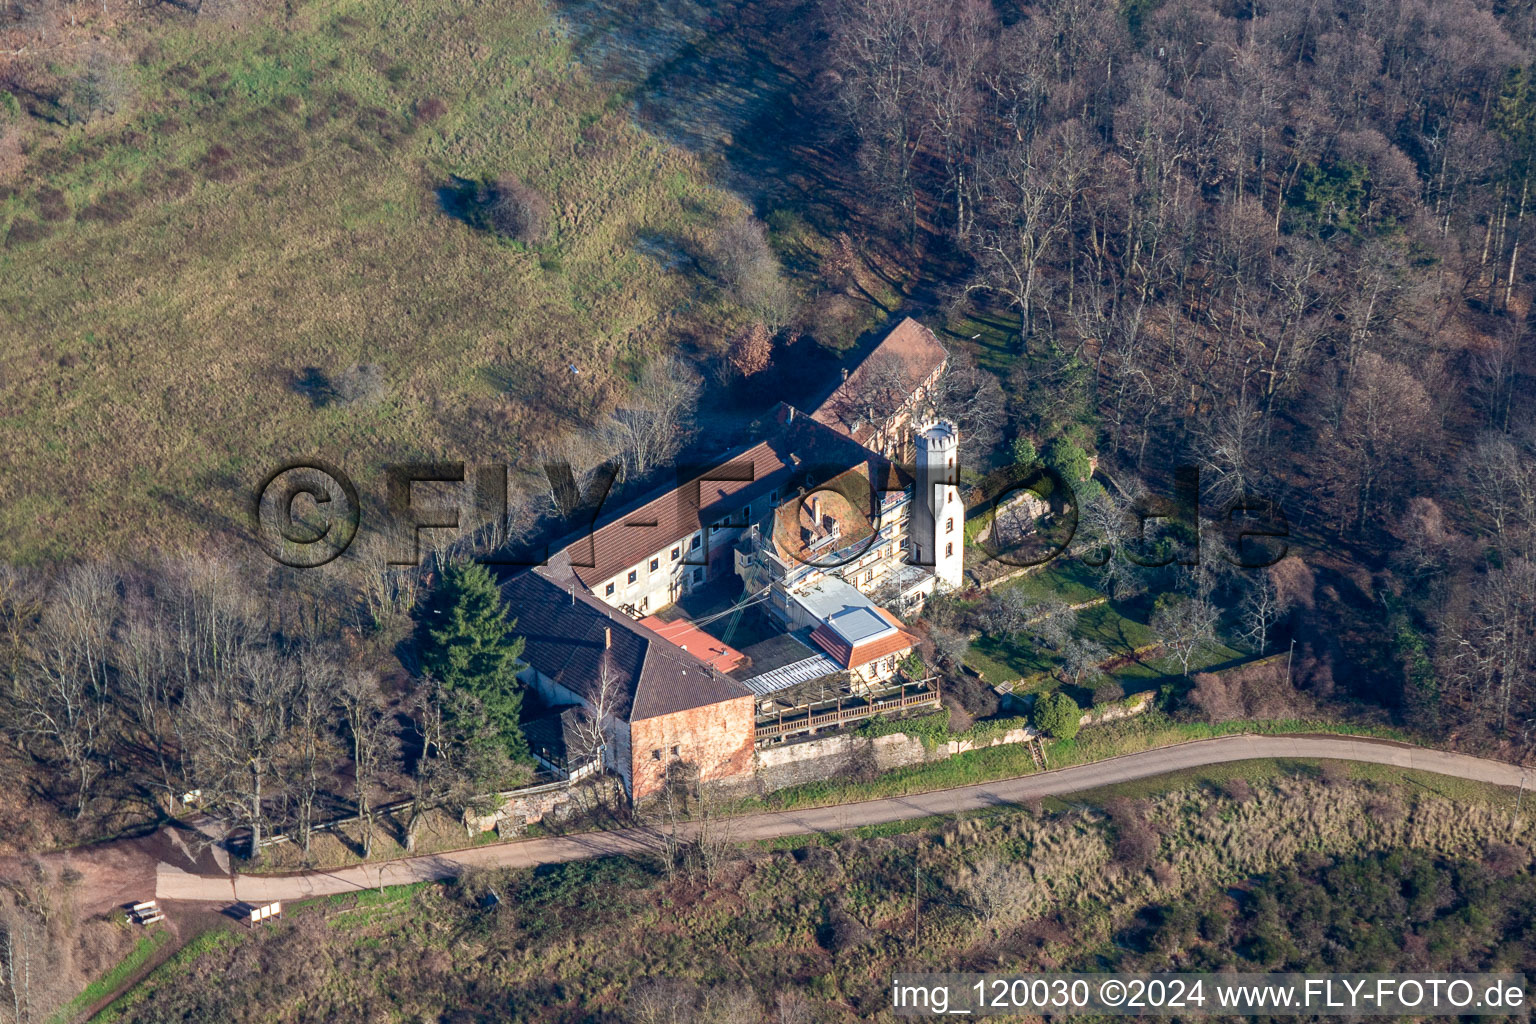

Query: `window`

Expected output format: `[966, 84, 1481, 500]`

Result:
[769, 489, 778, 503]
[649, 557, 659, 572]
[693, 568, 704, 583]
[627, 570, 637, 584]
[651, 749, 661, 760]
[690, 535, 701, 551]
[945, 542, 953, 557]
[946, 517, 954, 534]
[670, 546, 680, 561]
[605, 582, 615, 596]
[670, 745, 681, 756]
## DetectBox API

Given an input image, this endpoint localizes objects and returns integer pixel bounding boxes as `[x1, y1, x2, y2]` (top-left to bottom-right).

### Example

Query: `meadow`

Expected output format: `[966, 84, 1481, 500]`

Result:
[93, 766, 1535, 1023]
[0, 0, 741, 562]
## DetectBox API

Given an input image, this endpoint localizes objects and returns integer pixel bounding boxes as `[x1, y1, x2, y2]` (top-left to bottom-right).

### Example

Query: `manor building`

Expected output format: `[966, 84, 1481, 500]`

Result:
[505, 318, 964, 801]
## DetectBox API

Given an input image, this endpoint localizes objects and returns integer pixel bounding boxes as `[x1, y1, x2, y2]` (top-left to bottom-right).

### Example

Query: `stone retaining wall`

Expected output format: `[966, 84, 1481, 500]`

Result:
[466, 775, 624, 836]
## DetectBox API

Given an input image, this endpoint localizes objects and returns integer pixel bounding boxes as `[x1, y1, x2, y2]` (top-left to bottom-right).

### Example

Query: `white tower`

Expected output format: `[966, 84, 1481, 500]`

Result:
[913, 420, 964, 591]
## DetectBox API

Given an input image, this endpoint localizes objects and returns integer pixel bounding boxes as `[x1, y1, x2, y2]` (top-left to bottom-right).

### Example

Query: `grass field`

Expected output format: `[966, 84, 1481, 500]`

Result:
[0, 0, 742, 562]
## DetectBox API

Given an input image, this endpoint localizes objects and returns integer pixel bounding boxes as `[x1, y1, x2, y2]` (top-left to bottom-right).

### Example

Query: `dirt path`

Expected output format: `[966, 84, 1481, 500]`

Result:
[154, 734, 1531, 903]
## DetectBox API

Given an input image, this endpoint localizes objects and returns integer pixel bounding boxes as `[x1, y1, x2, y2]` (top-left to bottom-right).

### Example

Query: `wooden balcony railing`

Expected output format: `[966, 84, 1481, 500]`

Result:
[755, 683, 941, 741]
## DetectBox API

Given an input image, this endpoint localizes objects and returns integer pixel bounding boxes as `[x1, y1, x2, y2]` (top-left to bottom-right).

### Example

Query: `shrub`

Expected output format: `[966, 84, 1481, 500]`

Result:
[333, 362, 387, 405]
[726, 321, 773, 377]
[1222, 778, 1254, 803]
[486, 174, 551, 242]
[800, 292, 862, 351]
[4, 218, 51, 247]
[1091, 680, 1125, 706]
[1106, 798, 1158, 871]
[415, 96, 448, 121]
[36, 186, 70, 222]
[1032, 692, 1081, 739]
[1043, 436, 1093, 483]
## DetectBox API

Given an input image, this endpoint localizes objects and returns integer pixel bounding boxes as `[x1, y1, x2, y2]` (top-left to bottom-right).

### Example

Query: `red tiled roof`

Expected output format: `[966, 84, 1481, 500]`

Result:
[811, 317, 949, 445]
[638, 616, 747, 673]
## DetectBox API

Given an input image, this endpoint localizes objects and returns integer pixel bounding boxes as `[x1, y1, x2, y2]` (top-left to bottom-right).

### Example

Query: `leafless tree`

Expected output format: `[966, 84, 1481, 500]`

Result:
[931, 349, 1006, 453]
[693, 784, 738, 886]
[1441, 559, 1536, 734]
[698, 985, 761, 1024]
[335, 670, 396, 860]
[1150, 596, 1219, 677]
[116, 617, 189, 812]
[1463, 430, 1536, 562]
[600, 357, 703, 485]
[826, 0, 943, 240]
[1076, 486, 1141, 599]
[968, 128, 1075, 342]
[184, 646, 297, 858]
[569, 652, 623, 772]
[488, 174, 550, 243]
[708, 216, 794, 329]
[773, 992, 815, 1024]
[826, 350, 912, 435]
[959, 855, 1031, 925]
[1060, 635, 1110, 687]
[402, 679, 512, 852]
[6, 565, 117, 818]
[629, 979, 697, 1024]
[1237, 572, 1281, 655]
[1329, 351, 1434, 530]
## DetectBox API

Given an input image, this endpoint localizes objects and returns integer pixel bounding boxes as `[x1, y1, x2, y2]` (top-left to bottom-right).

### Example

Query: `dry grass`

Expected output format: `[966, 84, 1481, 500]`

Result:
[0, 0, 743, 562]
[96, 771, 1536, 1023]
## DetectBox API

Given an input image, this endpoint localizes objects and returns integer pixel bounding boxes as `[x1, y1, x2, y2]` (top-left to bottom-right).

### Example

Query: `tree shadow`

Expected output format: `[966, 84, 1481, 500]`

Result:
[292, 366, 334, 407]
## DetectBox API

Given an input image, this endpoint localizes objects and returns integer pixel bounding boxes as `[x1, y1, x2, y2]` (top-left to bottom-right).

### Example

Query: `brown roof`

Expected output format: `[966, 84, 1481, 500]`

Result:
[556, 404, 893, 590]
[504, 566, 750, 721]
[769, 468, 878, 564]
[811, 317, 949, 445]
[809, 620, 918, 669]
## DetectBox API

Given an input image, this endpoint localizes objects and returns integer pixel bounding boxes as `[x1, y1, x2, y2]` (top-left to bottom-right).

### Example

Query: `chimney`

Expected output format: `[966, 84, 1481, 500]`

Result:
[569, 585, 575, 606]
[842, 367, 849, 382]
[787, 406, 795, 423]
[604, 626, 611, 649]
[811, 495, 821, 522]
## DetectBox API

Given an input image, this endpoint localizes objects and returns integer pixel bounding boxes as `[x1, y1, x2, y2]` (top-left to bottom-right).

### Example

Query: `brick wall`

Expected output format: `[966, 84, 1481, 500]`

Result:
[628, 695, 756, 801]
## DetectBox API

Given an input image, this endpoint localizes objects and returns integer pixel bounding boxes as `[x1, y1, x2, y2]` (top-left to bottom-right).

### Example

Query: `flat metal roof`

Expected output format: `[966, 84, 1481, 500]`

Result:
[794, 576, 898, 646]
[740, 650, 843, 696]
